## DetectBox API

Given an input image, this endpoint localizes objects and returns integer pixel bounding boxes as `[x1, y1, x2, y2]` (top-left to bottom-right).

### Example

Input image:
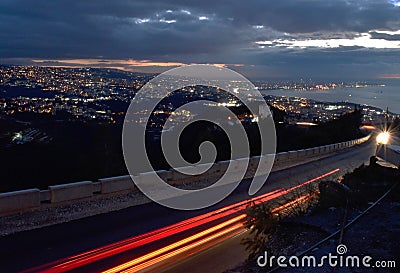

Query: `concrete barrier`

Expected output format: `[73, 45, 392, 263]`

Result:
[304, 148, 314, 156]
[194, 162, 215, 175]
[255, 154, 274, 175]
[288, 150, 298, 159]
[174, 165, 198, 176]
[49, 181, 93, 203]
[0, 189, 40, 215]
[297, 149, 307, 157]
[311, 147, 319, 155]
[169, 168, 189, 182]
[276, 152, 289, 162]
[156, 170, 172, 181]
[209, 162, 226, 174]
[137, 171, 162, 189]
[249, 156, 260, 169]
[0, 134, 372, 215]
[334, 144, 339, 150]
[40, 190, 51, 202]
[222, 158, 247, 181]
[231, 158, 249, 172]
[93, 182, 101, 193]
[98, 175, 134, 194]
[171, 163, 219, 182]
[217, 160, 231, 172]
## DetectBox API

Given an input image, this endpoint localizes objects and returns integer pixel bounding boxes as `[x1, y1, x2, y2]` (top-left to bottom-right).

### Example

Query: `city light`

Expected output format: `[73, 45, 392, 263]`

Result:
[376, 131, 390, 145]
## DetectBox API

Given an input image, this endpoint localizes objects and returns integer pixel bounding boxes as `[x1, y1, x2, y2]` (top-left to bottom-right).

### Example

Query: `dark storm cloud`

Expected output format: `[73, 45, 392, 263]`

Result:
[243, 47, 400, 80]
[0, 0, 242, 59]
[0, 0, 400, 79]
[222, 0, 400, 33]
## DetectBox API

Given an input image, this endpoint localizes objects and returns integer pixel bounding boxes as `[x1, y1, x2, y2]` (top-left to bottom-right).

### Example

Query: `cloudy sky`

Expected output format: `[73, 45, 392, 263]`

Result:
[1, 0, 400, 80]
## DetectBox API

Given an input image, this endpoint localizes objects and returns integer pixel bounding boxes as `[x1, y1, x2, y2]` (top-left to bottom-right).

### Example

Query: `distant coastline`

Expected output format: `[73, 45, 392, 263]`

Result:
[260, 84, 400, 114]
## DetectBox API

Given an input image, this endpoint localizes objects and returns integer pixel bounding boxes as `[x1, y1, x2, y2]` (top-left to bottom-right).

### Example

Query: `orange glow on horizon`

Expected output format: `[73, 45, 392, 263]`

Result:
[30, 59, 243, 70]
[32, 58, 186, 67]
[378, 74, 400, 79]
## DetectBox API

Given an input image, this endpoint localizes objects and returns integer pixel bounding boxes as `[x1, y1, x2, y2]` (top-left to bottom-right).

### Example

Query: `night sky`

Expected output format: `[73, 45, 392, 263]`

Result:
[1, 0, 400, 80]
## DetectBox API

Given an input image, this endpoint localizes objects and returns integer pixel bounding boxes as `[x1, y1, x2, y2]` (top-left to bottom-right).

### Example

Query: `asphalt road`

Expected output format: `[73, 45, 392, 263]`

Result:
[0, 140, 377, 273]
[164, 134, 400, 273]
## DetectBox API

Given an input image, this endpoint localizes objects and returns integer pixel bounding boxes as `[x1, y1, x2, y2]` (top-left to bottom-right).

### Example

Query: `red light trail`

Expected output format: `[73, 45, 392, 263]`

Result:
[24, 168, 339, 273]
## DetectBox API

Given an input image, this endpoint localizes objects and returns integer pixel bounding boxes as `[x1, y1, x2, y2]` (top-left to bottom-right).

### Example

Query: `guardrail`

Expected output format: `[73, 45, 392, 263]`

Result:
[0, 134, 371, 215]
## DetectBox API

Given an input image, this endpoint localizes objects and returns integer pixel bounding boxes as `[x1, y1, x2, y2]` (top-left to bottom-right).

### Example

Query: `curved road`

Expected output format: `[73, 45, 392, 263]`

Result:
[0, 139, 377, 273]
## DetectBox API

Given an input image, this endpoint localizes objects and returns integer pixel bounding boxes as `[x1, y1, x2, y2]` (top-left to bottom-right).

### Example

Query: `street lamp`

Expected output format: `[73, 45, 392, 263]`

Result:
[375, 131, 390, 159]
[376, 131, 390, 145]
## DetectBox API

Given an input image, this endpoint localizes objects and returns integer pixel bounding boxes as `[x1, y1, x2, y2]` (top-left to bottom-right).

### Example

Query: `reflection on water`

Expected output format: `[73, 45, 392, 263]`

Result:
[260, 82, 400, 114]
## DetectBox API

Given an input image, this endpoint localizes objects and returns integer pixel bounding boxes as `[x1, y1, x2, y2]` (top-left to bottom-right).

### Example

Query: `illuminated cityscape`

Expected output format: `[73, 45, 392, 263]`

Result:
[0, 65, 395, 129]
